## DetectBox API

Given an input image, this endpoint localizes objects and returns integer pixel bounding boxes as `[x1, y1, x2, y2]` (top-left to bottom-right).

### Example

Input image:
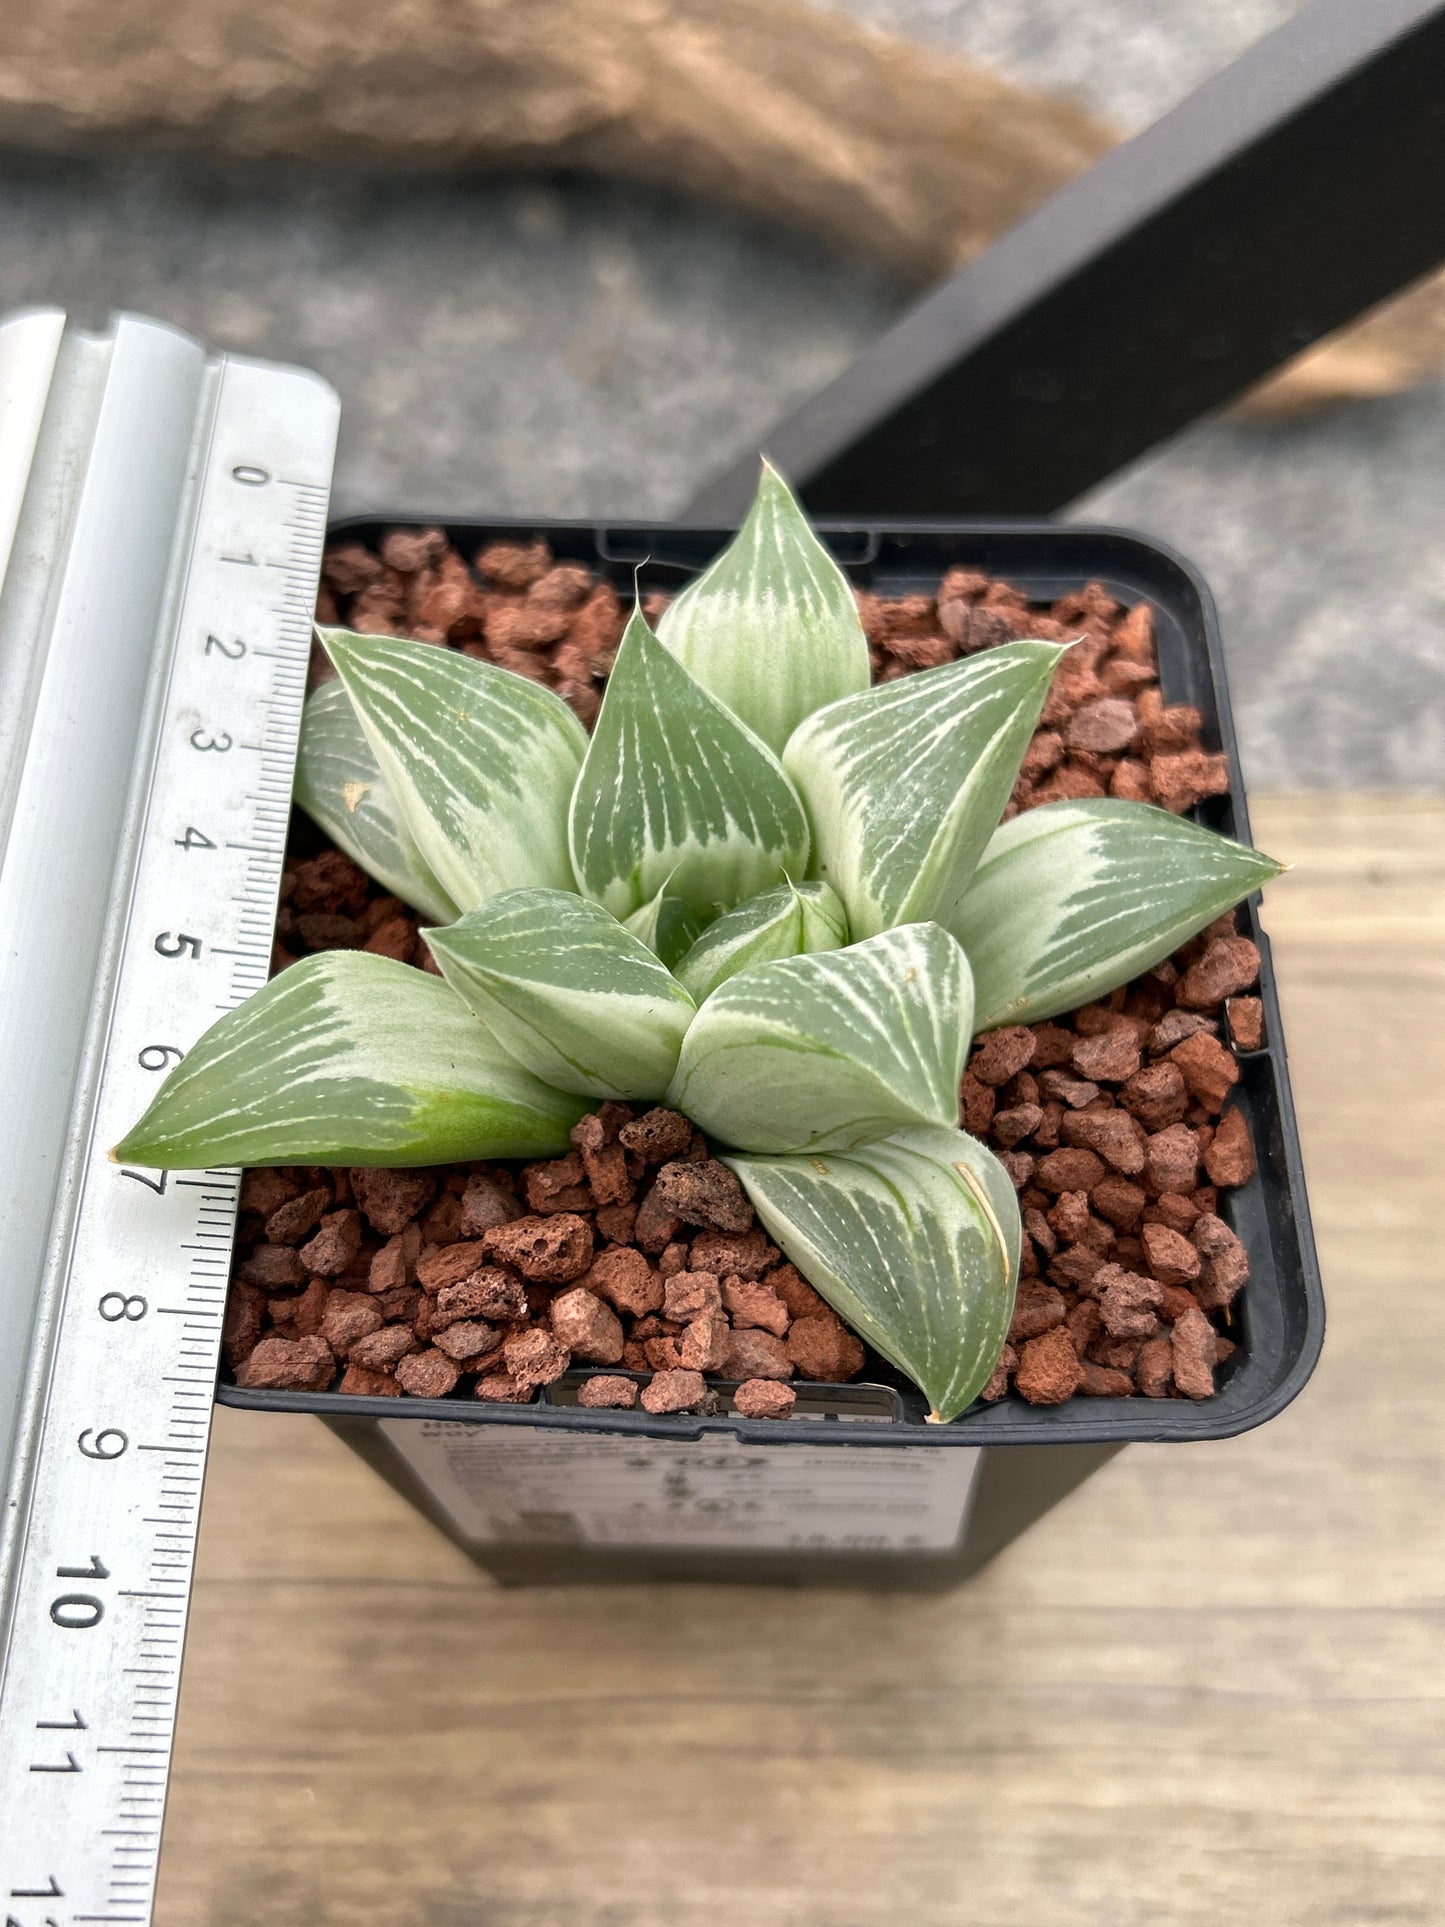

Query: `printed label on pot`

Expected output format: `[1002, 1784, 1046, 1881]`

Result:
[378, 1420, 980, 1553]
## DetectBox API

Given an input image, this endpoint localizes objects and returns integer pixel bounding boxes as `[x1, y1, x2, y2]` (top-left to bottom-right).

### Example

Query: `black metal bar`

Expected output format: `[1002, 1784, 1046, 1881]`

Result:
[686, 0, 1445, 522]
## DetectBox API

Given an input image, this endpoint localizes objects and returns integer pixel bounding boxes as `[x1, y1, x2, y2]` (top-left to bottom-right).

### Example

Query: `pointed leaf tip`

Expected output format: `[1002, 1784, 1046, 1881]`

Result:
[726, 1126, 1020, 1422]
[569, 604, 811, 921]
[657, 462, 870, 751]
[113, 951, 586, 1170]
[953, 798, 1284, 1028]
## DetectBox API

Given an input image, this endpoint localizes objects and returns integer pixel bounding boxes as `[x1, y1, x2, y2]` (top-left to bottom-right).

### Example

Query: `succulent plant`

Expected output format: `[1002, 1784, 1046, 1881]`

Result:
[117, 465, 1280, 1420]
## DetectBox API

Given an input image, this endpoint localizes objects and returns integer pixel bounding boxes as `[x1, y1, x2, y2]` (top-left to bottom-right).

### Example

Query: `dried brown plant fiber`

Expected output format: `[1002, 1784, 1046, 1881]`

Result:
[2, 0, 1435, 414]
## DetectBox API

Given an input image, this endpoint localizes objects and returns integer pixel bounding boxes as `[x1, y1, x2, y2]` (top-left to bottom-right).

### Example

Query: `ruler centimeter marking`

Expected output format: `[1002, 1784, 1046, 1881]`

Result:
[0, 354, 335, 1924]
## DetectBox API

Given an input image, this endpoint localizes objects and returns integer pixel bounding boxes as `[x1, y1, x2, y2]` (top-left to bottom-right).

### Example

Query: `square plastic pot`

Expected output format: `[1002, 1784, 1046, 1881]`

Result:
[218, 516, 1324, 1587]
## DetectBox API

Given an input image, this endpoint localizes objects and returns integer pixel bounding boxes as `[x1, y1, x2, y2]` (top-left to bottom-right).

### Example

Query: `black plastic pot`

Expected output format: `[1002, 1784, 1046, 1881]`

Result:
[219, 516, 1324, 1587]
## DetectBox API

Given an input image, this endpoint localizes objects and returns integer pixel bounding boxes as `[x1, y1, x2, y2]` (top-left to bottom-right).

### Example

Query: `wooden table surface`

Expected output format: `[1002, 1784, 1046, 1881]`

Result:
[155, 795, 1445, 1927]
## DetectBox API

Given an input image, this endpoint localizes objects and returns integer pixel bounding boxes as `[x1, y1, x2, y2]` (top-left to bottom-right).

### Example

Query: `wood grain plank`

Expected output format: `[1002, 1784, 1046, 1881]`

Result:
[155, 795, 1445, 1927]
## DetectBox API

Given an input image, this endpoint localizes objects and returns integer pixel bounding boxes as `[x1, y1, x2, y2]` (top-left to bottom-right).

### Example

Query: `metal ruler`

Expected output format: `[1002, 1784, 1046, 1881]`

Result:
[0, 310, 337, 1924]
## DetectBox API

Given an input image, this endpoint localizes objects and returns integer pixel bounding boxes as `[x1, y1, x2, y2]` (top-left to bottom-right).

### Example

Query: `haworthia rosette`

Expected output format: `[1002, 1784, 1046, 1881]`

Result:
[568, 605, 811, 920]
[320, 627, 588, 913]
[293, 679, 460, 926]
[667, 923, 973, 1154]
[656, 460, 871, 752]
[427, 888, 697, 1101]
[783, 640, 1066, 939]
[673, 880, 850, 1003]
[112, 951, 587, 1170]
[952, 798, 1283, 1029]
[725, 1125, 1021, 1422]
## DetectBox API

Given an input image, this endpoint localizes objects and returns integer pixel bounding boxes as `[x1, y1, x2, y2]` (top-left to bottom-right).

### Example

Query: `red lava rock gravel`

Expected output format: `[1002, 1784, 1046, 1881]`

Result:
[224, 546, 1267, 1417]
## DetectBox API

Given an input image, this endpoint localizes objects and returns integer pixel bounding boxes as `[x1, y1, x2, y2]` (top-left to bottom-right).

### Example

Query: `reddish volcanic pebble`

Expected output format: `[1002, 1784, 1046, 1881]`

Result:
[1179, 937, 1261, 1009]
[1014, 1328, 1083, 1405]
[458, 1172, 522, 1236]
[577, 1374, 639, 1410]
[587, 1247, 665, 1317]
[618, 1107, 693, 1162]
[787, 1316, 866, 1382]
[722, 1278, 790, 1336]
[680, 1311, 731, 1372]
[351, 1168, 437, 1236]
[415, 1241, 488, 1292]
[238, 1244, 305, 1288]
[483, 1213, 593, 1283]
[1137, 1335, 1175, 1397]
[235, 1334, 335, 1391]
[1170, 1307, 1219, 1399]
[1227, 996, 1265, 1051]
[395, 1349, 462, 1399]
[1205, 1107, 1256, 1186]
[475, 1372, 533, 1403]
[1141, 1223, 1202, 1288]
[298, 1209, 361, 1278]
[349, 1325, 421, 1372]
[968, 1027, 1036, 1087]
[1071, 1028, 1141, 1083]
[432, 1319, 501, 1364]
[640, 1369, 708, 1415]
[264, 1186, 330, 1245]
[650, 1159, 753, 1232]
[662, 1270, 723, 1321]
[723, 1329, 793, 1382]
[504, 1330, 571, 1389]
[690, 1228, 778, 1279]
[549, 1287, 625, 1364]
[733, 1379, 797, 1420]
[1169, 1031, 1241, 1111]
[338, 1363, 403, 1397]
[225, 556, 1264, 1418]
[321, 1290, 383, 1358]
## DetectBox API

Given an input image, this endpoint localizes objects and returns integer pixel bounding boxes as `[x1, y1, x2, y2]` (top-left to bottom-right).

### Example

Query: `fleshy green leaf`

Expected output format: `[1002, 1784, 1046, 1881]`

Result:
[656, 460, 870, 751]
[952, 798, 1283, 1029]
[673, 880, 849, 1003]
[568, 605, 811, 920]
[112, 952, 586, 1170]
[667, 923, 972, 1154]
[783, 640, 1066, 939]
[320, 627, 588, 914]
[622, 888, 708, 972]
[427, 888, 696, 1101]
[725, 1126, 1020, 1422]
[293, 680, 460, 926]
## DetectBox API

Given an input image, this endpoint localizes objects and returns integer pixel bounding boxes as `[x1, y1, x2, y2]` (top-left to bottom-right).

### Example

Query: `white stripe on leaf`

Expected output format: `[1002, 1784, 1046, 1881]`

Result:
[656, 461, 871, 752]
[320, 627, 588, 914]
[951, 798, 1283, 1029]
[667, 923, 972, 1154]
[294, 679, 460, 926]
[427, 888, 696, 1101]
[783, 640, 1066, 939]
[568, 604, 811, 921]
[725, 1126, 1020, 1422]
[112, 952, 587, 1169]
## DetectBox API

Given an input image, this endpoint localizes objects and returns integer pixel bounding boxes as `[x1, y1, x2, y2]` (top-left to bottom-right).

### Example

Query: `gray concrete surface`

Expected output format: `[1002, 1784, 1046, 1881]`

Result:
[1, 0, 1440, 787]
